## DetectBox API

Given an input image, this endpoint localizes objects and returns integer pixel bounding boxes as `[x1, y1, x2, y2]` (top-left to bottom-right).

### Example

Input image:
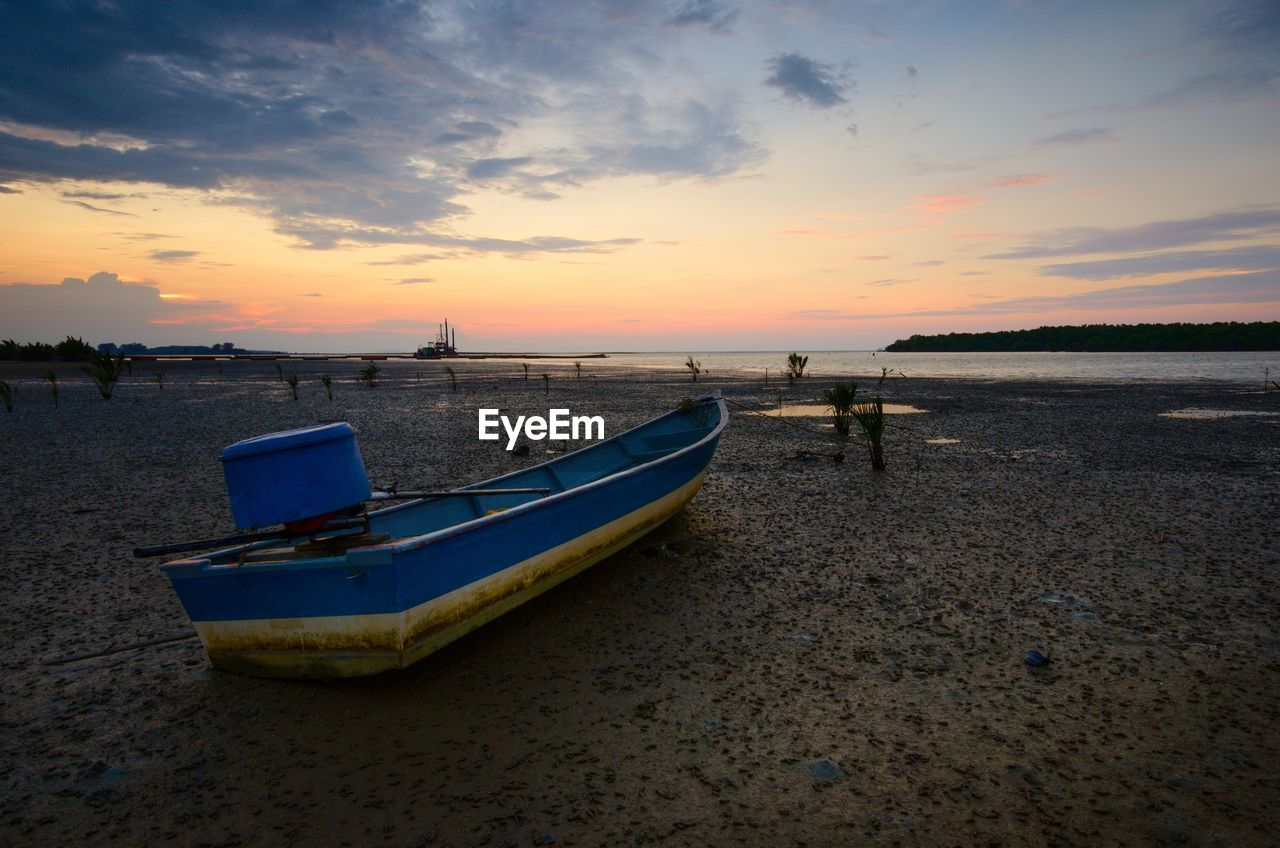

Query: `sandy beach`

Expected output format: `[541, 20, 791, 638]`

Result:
[1, 360, 1277, 846]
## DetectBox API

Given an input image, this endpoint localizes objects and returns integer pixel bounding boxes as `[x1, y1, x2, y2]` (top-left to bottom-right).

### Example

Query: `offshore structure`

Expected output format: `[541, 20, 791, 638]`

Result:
[416, 319, 458, 358]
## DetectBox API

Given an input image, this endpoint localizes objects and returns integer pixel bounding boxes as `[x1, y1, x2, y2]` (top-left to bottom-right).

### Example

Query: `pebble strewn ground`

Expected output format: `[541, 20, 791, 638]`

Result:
[1, 360, 1277, 846]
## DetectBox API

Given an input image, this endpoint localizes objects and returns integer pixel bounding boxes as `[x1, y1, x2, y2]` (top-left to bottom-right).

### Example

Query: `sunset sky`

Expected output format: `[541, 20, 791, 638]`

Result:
[1, 0, 1278, 351]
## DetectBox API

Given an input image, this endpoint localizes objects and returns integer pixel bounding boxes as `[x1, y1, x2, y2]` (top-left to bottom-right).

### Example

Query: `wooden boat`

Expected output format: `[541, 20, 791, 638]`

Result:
[160, 394, 728, 678]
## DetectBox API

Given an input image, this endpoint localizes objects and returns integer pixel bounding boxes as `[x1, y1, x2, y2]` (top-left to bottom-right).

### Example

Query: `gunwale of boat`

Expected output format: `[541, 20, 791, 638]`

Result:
[161, 393, 728, 572]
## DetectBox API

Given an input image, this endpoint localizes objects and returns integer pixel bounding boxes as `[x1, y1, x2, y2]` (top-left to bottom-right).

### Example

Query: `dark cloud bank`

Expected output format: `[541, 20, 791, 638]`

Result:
[0, 0, 762, 251]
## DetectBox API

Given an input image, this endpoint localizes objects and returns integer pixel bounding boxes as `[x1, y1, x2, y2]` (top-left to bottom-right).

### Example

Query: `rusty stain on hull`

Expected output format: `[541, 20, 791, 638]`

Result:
[198, 471, 706, 678]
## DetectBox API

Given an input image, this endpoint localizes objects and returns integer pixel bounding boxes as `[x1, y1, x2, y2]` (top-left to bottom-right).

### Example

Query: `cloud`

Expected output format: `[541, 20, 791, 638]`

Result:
[1041, 245, 1280, 280]
[275, 224, 643, 254]
[787, 269, 1280, 320]
[0, 271, 222, 343]
[148, 249, 200, 262]
[1033, 127, 1115, 146]
[866, 278, 914, 287]
[908, 173, 1055, 218]
[0, 1, 765, 250]
[986, 173, 1057, 190]
[432, 121, 504, 146]
[989, 207, 1280, 259]
[666, 1, 738, 33]
[62, 189, 137, 200]
[1052, 0, 1280, 114]
[61, 198, 135, 216]
[764, 53, 848, 108]
[395, 277, 434, 285]
[115, 232, 176, 241]
[300, 293, 323, 297]
[912, 193, 978, 215]
[1154, 0, 1280, 104]
[365, 252, 456, 265]
[467, 157, 535, 181]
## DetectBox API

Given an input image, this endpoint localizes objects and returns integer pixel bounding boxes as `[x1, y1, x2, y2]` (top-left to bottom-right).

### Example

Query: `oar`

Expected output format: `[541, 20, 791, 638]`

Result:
[133, 517, 367, 558]
[368, 487, 550, 500]
[133, 488, 552, 558]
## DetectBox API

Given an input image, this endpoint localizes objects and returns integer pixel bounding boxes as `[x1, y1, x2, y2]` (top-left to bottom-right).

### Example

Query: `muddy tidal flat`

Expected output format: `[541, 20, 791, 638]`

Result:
[1, 360, 1278, 846]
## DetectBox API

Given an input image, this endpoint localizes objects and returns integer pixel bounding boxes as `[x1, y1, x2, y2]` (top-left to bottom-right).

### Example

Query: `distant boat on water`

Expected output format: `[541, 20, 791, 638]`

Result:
[153, 394, 728, 678]
[416, 318, 459, 357]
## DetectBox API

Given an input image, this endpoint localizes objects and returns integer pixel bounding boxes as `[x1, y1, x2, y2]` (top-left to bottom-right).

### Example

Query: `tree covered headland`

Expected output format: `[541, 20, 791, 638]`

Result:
[884, 322, 1280, 353]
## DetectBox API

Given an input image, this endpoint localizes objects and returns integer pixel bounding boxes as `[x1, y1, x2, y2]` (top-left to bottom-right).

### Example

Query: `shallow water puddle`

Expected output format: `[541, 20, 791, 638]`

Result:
[1159, 408, 1280, 420]
[774, 402, 926, 416]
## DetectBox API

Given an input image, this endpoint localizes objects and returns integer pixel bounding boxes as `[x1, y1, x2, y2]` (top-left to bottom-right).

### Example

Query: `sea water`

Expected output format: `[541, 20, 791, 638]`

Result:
[583, 350, 1280, 383]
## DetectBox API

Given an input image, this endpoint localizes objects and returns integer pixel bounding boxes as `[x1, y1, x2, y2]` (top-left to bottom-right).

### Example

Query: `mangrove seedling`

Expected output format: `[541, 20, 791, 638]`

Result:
[822, 381, 859, 436]
[275, 363, 284, 382]
[320, 374, 333, 400]
[154, 371, 165, 390]
[360, 362, 380, 388]
[446, 365, 458, 392]
[686, 356, 702, 382]
[877, 366, 905, 388]
[44, 370, 58, 407]
[541, 373, 550, 395]
[522, 363, 529, 381]
[82, 350, 128, 400]
[285, 374, 299, 400]
[786, 352, 809, 386]
[0, 380, 13, 412]
[850, 395, 887, 471]
[574, 361, 582, 380]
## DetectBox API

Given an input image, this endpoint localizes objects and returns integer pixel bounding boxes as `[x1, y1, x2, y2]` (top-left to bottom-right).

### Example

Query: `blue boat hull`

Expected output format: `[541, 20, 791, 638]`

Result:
[161, 396, 727, 678]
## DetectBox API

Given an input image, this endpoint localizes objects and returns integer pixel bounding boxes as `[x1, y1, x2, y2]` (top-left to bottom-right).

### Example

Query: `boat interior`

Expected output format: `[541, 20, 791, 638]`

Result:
[204, 397, 722, 565]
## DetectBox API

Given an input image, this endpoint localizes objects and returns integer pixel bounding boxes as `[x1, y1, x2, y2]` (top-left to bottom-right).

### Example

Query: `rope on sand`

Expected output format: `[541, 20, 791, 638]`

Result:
[45, 631, 199, 667]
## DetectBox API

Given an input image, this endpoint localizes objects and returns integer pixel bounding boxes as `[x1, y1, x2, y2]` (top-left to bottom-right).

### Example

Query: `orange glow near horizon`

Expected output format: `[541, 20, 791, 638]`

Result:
[1, 2, 1277, 351]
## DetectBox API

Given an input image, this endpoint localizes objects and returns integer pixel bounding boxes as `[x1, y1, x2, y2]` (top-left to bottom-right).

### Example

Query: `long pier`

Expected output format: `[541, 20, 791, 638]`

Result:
[123, 352, 609, 362]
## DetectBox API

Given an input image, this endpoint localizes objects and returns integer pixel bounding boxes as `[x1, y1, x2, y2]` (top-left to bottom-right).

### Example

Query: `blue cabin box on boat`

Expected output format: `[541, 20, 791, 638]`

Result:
[478, 408, 605, 450]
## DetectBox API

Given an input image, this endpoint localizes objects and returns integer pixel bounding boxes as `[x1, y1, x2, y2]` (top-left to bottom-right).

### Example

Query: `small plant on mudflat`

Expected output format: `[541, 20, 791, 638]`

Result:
[541, 373, 550, 395]
[685, 356, 702, 382]
[850, 396, 887, 471]
[574, 361, 582, 380]
[446, 365, 458, 392]
[44, 371, 58, 407]
[522, 362, 529, 381]
[285, 374, 299, 400]
[275, 363, 284, 382]
[320, 374, 333, 400]
[360, 363, 380, 388]
[154, 371, 165, 390]
[877, 366, 905, 388]
[822, 381, 859, 436]
[0, 380, 13, 412]
[82, 350, 128, 400]
[786, 352, 808, 386]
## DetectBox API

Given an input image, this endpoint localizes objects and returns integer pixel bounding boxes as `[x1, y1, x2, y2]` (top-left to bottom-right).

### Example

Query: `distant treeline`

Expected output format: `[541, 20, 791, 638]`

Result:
[97, 341, 255, 356]
[1, 338, 261, 360]
[884, 322, 1280, 353]
[1, 336, 97, 361]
